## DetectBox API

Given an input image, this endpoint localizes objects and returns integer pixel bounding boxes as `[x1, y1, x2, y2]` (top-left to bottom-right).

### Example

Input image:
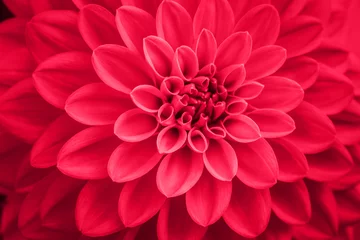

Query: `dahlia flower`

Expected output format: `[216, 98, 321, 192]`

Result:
[0, 0, 359, 239]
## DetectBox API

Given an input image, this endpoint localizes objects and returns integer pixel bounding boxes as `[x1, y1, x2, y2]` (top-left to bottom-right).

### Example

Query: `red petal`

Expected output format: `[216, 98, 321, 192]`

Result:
[119, 168, 166, 227]
[114, 108, 158, 142]
[223, 179, 271, 238]
[157, 197, 207, 240]
[172, 0, 201, 18]
[234, 4, 280, 49]
[116, 6, 156, 54]
[30, 0, 77, 13]
[225, 96, 248, 115]
[203, 218, 247, 240]
[187, 128, 209, 153]
[73, 0, 121, 12]
[157, 125, 187, 154]
[284, 101, 336, 154]
[130, 85, 165, 113]
[31, 114, 85, 168]
[299, 0, 331, 26]
[26, 10, 89, 62]
[33, 51, 100, 109]
[222, 115, 261, 143]
[203, 139, 237, 181]
[215, 32, 252, 71]
[0, 128, 21, 154]
[3, 0, 33, 17]
[92, 44, 155, 94]
[306, 139, 353, 181]
[218, 64, 246, 92]
[335, 185, 360, 225]
[271, 0, 306, 22]
[232, 138, 278, 189]
[245, 45, 286, 80]
[247, 76, 304, 112]
[121, 0, 161, 17]
[193, 0, 234, 44]
[186, 170, 232, 226]
[267, 138, 308, 182]
[171, 46, 199, 80]
[76, 179, 124, 237]
[247, 109, 295, 138]
[276, 16, 323, 58]
[234, 81, 264, 100]
[271, 180, 311, 225]
[108, 136, 163, 182]
[58, 125, 120, 180]
[196, 29, 217, 69]
[79, 4, 123, 50]
[157, 146, 203, 197]
[156, 0, 194, 49]
[66, 82, 134, 125]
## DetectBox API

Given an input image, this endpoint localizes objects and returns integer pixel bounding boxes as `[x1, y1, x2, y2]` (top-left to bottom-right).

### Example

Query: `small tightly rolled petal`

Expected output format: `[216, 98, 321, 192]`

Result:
[187, 128, 209, 153]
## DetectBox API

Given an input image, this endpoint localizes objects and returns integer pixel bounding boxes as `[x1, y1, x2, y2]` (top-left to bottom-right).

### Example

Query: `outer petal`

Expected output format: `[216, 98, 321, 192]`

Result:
[222, 115, 261, 143]
[108, 136, 163, 182]
[232, 138, 278, 189]
[335, 185, 360, 225]
[119, 168, 166, 227]
[76, 179, 124, 237]
[156, 125, 187, 154]
[57, 125, 120, 180]
[66, 83, 134, 125]
[73, 0, 122, 12]
[223, 179, 271, 238]
[92, 44, 155, 94]
[271, 0, 306, 22]
[33, 51, 100, 109]
[196, 29, 217, 69]
[157, 147, 203, 197]
[228, 0, 271, 23]
[186, 170, 232, 226]
[234, 4, 280, 49]
[121, 0, 162, 17]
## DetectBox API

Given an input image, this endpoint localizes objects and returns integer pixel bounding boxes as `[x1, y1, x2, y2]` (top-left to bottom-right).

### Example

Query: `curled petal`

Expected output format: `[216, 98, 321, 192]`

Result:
[187, 128, 209, 153]
[157, 125, 187, 154]
[158, 103, 175, 126]
[234, 81, 264, 100]
[171, 46, 199, 80]
[160, 76, 184, 96]
[225, 97, 248, 115]
[202, 123, 226, 139]
[222, 115, 261, 143]
[196, 29, 217, 69]
[217, 64, 246, 92]
[130, 85, 165, 113]
[114, 109, 158, 142]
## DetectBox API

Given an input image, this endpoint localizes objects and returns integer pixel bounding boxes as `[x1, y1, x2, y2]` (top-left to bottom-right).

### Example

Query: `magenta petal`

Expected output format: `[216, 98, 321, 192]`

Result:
[271, 180, 311, 225]
[79, 4, 123, 50]
[272, 0, 305, 22]
[73, 0, 121, 12]
[160, 76, 184, 97]
[247, 109, 295, 138]
[157, 146, 203, 197]
[171, 46, 199, 81]
[57, 125, 120, 180]
[121, 0, 161, 17]
[196, 29, 217, 69]
[186, 170, 232, 226]
[245, 45, 287, 81]
[222, 115, 261, 143]
[76, 179, 124, 236]
[130, 85, 165, 113]
[116, 6, 156, 54]
[223, 178, 271, 238]
[335, 185, 360, 225]
[114, 108, 158, 142]
[234, 4, 280, 49]
[66, 83, 134, 125]
[187, 128, 209, 153]
[92, 44, 155, 94]
[156, 0, 194, 49]
[232, 138, 278, 189]
[234, 81, 264, 100]
[203, 139, 237, 181]
[225, 97, 248, 115]
[108, 136, 163, 182]
[156, 126, 186, 154]
[119, 168, 166, 227]
[218, 64, 246, 92]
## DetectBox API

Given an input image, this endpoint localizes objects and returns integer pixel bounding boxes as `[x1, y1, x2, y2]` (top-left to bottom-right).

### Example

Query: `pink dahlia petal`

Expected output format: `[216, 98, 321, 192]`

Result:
[171, 46, 199, 80]
[247, 76, 304, 112]
[66, 83, 134, 125]
[57, 125, 120, 179]
[79, 4, 124, 50]
[121, 0, 161, 17]
[26, 10, 89, 62]
[276, 15, 323, 58]
[193, 0, 234, 44]
[284, 101, 336, 154]
[304, 64, 354, 115]
[157, 125, 187, 154]
[222, 115, 261, 143]
[217, 64, 246, 92]
[234, 81, 264, 100]
[114, 108, 158, 142]
[232, 138, 278, 189]
[271, 0, 306, 22]
[271, 180, 311, 225]
[108, 136, 163, 182]
[203, 122, 226, 139]
[275, 56, 319, 90]
[223, 178, 271, 238]
[215, 32, 252, 71]
[234, 4, 280, 49]
[186, 170, 232, 226]
[30, 0, 78, 13]
[267, 138, 309, 182]
[3, 0, 33, 17]
[245, 45, 287, 81]
[157, 146, 203, 197]
[73, 0, 121, 12]
[225, 96, 248, 116]
[76, 179, 124, 237]
[158, 103, 176, 125]
[228, 0, 270, 24]
[299, 0, 331, 26]
[33, 51, 100, 109]
[259, 214, 292, 240]
[144, 36, 174, 79]
[119, 168, 166, 227]
[196, 29, 217, 69]
[116, 6, 156, 54]
[203, 218, 245, 240]
[246, 109, 295, 138]
[92, 44, 155, 94]
[187, 128, 209, 153]
[0, 79, 61, 143]
[0, 128, 21, 154]
[335, 185, 360, 225]
[156, 0, 194, 49]
[172, 0, 201, 18]
[203, 139, 237, 181]
[130, 85, 165, 113]
[306, 139, 353, 182]
[31, 114, 85, 168]
[157, 197, 207, 240]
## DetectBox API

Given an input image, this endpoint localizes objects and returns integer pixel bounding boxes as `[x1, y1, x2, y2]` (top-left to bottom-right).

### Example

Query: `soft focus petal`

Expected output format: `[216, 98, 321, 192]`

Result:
[121, 0, 161, 17]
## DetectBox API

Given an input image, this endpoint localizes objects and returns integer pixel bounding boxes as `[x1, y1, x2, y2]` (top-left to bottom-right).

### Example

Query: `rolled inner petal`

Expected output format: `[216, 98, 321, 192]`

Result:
[157, 125, 187, 154]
